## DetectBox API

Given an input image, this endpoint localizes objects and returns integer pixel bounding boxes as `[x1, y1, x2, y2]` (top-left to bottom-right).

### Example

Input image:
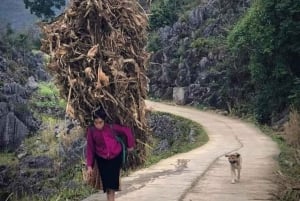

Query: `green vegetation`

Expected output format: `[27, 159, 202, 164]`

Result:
[191, 36, 227, 54]
[144, 112, 208, 167]
[149, 0, 178, 30]
[147, 0, 206, 52]
[148, 0, 300, 126]
[0, 152, 18, 166]
[147, 32, 162, 52]
[30, 82, 66, 114]
[261, 114, 300, 201]
[9, 120, 90, 201]
[23, 122, 58, 158]
[7, 165, 95, 201]
[228, 0, 300, 124]
[23, 0, 65, 21]
[0, 24, 40, 50]
[149, 0, 204, 30]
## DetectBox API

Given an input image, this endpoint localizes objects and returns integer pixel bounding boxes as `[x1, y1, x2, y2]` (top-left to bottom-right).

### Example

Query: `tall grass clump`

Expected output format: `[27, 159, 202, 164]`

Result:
[276, 109, 300, 201]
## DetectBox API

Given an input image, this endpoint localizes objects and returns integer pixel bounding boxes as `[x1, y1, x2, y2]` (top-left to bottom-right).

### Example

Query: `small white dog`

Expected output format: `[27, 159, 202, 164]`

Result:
[225, 153, 242, 184]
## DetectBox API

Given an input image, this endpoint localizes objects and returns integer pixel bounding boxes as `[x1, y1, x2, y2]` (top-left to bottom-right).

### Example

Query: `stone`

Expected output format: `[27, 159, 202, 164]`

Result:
[188, 6, 207, 27]
[26, 76, 38, 90]
[20, 156, 53, 169]
[208, 52, 214, 60]
[154, 139, 169, 154]
[0, 112, 29, 151]
[2, 83, 27, 97]
[17, 151, 28, 159]
[0, 102, 9, 116]
[199, 57, 209, 69]
[173, 87, 188, 105]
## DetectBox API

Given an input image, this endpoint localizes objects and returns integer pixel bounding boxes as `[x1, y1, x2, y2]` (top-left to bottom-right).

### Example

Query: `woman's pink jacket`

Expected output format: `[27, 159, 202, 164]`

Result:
[86, 123, 135, 167]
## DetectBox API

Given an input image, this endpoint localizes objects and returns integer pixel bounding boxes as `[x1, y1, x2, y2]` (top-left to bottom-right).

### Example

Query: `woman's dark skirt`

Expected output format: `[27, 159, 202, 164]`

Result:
[95, 152, 122, 193]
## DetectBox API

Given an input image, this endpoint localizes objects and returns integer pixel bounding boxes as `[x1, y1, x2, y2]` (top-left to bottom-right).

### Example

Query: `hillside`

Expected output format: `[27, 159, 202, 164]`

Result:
[147, 0, 300, 126]
[147, 0, 251, 113]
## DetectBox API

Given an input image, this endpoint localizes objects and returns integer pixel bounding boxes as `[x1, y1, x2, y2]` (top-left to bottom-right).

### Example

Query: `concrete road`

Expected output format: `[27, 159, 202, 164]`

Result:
[83, 101, 279, 201]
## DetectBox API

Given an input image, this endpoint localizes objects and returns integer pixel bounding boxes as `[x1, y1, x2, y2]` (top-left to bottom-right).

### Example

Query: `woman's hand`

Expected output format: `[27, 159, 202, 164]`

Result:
[87, 166, 93, 177]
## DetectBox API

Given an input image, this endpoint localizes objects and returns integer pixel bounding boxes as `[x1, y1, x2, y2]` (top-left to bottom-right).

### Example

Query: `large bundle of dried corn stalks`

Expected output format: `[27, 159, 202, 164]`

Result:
[40, 0, 150, 167]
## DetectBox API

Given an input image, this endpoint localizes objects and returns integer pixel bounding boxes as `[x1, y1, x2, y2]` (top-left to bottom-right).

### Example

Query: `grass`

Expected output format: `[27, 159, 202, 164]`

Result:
[266, 135, 300, 201]
[276, 110, 300, 201]
[284, 110, 300, 147]
[144, 112, 208, 167]
[6, 123, 91, 201]
[24, 115, 84, 159]
[0, 152, 18, 166]
[23, 116, 59, 158]
[30, 82, 66, 112]
[191, 36, 226, 50]
[6, 182, 95, 201]
[259, 113, 300, 201]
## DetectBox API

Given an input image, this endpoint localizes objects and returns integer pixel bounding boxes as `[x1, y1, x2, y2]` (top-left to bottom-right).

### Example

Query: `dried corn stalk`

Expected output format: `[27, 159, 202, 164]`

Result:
[40, 0, 150, 167]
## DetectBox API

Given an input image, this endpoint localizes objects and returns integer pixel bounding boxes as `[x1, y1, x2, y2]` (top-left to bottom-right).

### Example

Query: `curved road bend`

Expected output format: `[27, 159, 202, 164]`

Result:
[83, 100, 279, 201]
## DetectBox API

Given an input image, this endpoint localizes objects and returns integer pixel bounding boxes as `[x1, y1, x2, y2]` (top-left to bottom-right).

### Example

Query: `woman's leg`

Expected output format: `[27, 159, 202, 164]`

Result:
[107, 189, 115, 201]
[96, 153, 122, 198]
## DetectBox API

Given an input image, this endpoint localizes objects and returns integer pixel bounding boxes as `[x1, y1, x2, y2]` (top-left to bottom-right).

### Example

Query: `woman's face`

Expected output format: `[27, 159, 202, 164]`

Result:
[94, 117, 105, 130]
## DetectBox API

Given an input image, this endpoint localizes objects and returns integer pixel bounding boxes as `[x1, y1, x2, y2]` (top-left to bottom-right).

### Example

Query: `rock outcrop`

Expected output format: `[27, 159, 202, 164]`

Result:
[0, 40, 49, 151]
[147, 0, 251, 108]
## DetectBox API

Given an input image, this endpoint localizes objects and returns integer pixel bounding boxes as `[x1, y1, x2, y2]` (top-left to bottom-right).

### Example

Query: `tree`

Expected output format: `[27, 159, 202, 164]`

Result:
[149, 0, 180, 30]
[23, 0, 65, 20]
[228, 0, 300, 123]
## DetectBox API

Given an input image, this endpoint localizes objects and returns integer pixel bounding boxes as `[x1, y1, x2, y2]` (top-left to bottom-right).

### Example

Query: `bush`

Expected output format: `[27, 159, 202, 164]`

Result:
[149, 0, 179, 30]
[228, 0, 300, 124]
[289, 78, 300, 111]
[30, 82, 66, 113]
[147, 32, 162, 52]
[0, 23, 41, 50]
[191, 37, 225, 50]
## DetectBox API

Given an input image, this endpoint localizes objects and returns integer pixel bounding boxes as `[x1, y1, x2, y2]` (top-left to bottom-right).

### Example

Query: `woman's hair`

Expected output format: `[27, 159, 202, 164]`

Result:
[92, 108, 107, 120]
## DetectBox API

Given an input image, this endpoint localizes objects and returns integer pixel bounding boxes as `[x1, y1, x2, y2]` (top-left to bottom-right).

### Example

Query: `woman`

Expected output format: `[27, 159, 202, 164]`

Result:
[86, 108, 135, 201]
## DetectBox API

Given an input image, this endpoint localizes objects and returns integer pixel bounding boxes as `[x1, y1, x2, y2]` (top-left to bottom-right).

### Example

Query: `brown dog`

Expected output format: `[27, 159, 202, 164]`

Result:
[225, 153, 242, 184]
